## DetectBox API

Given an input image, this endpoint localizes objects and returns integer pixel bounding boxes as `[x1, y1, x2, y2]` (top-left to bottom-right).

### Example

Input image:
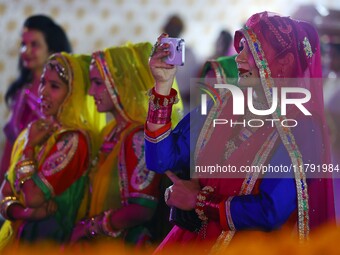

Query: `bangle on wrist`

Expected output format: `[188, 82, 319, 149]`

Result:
[147, 87, 179, 125]
[204, 193, 224, 222]
[0, 196, 22, 220]
[219, 199, 228, 230]
[147, 87, 179, 110]
[15, 159, 36, 192]
[147, 103, 173, 124]
[16, 159, 36, 169]
[101, 209, 122, 238]
[195, 186, 215, 222]
[82, 211, 122, 239]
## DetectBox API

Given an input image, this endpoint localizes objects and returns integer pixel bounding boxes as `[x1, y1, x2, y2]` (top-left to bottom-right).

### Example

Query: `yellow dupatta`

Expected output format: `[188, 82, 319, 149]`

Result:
[0, 53, 105, 249]
[89, 42, 182, 217]
[89, 122, 141, 216]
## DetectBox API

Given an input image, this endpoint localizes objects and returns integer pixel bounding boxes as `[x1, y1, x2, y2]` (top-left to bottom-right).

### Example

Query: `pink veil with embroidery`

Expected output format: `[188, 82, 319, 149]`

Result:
[233, 11, 335, 229]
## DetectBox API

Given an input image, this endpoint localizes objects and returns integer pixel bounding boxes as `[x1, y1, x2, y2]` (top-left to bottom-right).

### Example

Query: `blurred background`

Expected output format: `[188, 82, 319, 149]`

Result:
[0, 0, 340, 153]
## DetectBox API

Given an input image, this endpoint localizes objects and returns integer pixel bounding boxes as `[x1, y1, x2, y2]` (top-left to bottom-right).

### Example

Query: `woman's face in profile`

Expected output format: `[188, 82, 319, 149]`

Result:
[88, 63, 115, 113]
[235, 38, 260, 87]
[20, 28, 49, 73]
[38, 65, 69, 118]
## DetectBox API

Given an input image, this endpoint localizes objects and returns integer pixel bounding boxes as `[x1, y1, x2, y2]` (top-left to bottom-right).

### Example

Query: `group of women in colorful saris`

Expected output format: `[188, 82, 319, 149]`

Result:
[0, 15, 182, 251]
[0, 10, 337, 254]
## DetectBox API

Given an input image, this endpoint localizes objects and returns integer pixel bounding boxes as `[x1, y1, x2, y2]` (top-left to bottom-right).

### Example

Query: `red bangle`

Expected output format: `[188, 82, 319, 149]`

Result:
[148, 87, 179, 110]
[204, 194, 224, 222]
[147, 102, 173, 124]
[195, 186, 215, 222]
[219, 199, 228, 230]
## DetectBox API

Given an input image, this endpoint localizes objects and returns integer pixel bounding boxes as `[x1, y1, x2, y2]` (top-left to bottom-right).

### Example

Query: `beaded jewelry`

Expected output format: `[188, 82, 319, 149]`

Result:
[101, 210, 122, 238]
[81, 210, 122, 238]
[14, 159, 36, 191]
[47, 60, 69, 84]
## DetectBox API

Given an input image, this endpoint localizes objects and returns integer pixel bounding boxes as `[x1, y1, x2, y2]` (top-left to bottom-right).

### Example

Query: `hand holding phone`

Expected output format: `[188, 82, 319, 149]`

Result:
[161, 37, 185, 66]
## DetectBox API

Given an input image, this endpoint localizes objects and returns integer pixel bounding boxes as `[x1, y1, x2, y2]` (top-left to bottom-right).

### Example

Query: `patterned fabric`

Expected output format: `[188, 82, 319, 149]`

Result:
[91, 42, 183, 127]
[233, 11, 334, 238]
[0, 87, 43, 184]
[145, 13, 335, 253]
[41, 132, 79, 177]
[29, 130, 89, 240]
[89, 123, 161, 243]
[130, 131, 156, 191]
[88, 43, 168, 244]
[3, 88, 43, 144]
[0, 53, 104, 248]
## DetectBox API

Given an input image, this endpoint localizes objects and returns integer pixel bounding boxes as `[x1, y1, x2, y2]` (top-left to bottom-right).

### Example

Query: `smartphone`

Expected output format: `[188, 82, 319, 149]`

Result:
[160, 37, 185, 66]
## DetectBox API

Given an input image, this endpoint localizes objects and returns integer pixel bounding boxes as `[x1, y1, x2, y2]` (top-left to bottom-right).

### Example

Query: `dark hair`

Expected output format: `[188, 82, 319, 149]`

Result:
[215, 30, 232, 56]
[163, 15, 184, 38]
[220, 31, 232, 46]
[5, 14, 72, 106]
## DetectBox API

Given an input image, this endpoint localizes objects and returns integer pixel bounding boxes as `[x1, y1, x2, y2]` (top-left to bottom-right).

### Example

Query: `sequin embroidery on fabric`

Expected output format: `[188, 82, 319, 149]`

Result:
[131, 131, 155, 190]
[42, 132, 79, 176]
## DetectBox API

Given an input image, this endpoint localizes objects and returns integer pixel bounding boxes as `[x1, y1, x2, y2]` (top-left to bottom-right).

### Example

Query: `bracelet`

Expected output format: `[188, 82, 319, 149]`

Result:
[147, 102, 173, 124]
[82, 211, 122, 239]
[147, 87, 179, 124]
[16, 164, 36, 179]
[16, 159, 36, 169]
[204, 193, 224, 222]
[0, 196, 22, 220]
[195, 186, 215, 222]
[101, 209, 122, 238]
[15, 160, 36, 192]
[219, 199, 228, 230]
[147, 87, 179, 110]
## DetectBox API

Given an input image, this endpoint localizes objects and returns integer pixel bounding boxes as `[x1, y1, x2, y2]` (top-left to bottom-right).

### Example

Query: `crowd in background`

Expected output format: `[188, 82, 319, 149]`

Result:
[0, 4, 339, 254]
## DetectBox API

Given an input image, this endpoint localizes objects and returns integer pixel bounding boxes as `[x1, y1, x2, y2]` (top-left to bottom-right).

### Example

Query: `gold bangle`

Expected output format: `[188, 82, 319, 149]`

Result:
[15, 164, 36, 192]
[16, 165, 36, 178]
[16, 159, 36, 169]
[195, 186, 215, 222]
[0, 196, 21, 220]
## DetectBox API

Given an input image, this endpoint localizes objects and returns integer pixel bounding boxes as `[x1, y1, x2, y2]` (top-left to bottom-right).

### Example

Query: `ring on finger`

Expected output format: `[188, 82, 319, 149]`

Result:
[164, 185, 173, 203]
[150, 41, 160, 58]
